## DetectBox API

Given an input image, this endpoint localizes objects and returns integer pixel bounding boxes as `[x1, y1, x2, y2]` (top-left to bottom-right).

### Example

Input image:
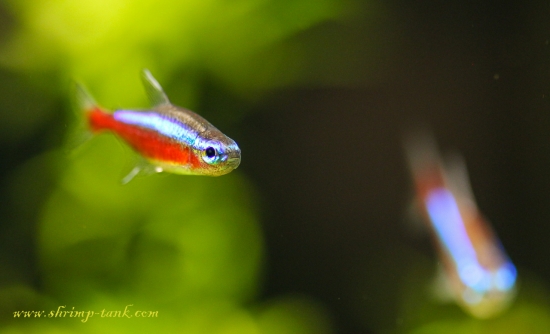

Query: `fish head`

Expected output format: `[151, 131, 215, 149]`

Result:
[192, 131, 241, 176]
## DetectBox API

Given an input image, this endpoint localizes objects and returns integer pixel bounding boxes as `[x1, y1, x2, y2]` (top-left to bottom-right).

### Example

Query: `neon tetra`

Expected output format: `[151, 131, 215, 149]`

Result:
[404, 134, 517, 318]
[76, 69, 241, 182]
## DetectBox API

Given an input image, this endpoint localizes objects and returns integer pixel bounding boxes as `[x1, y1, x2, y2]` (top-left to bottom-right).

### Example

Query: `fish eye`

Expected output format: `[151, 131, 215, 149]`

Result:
[205, 147, 216, 158]
[202, 146, 219, 164]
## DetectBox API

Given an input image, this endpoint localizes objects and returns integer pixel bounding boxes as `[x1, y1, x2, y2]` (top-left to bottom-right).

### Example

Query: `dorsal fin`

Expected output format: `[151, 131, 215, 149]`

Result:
[140, 69, 171, 107]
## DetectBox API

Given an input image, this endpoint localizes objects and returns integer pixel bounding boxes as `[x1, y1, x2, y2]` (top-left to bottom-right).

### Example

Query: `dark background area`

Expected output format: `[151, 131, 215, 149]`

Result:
[239, 1, 550, 332]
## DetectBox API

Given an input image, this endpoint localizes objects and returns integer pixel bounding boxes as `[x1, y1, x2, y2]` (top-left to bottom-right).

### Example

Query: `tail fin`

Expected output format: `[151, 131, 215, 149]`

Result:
[73, 82, 97, 114]
[403, 129, 450, 233]
[403, 130, 445, 188]
[65, 82, 97, 153]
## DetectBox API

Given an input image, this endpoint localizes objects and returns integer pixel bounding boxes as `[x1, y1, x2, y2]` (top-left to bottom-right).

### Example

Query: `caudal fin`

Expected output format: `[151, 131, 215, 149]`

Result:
[65, 82, 98, 153]
[74, 82, 98, 114]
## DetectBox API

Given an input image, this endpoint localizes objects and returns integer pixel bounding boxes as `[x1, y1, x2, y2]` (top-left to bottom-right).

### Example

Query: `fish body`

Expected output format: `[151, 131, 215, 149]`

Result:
[404, 134, 517, 318]
[77, 70, 240, 180]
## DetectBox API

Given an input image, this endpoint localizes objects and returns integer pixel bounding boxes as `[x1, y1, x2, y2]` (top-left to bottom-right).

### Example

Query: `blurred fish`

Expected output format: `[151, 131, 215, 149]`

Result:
[404, 133, 517, 318]
[75, 69, 241, 183]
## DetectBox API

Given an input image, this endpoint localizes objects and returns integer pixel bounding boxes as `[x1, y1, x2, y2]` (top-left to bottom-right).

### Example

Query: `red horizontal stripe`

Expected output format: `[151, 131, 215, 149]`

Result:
[87, 108, 201, 168]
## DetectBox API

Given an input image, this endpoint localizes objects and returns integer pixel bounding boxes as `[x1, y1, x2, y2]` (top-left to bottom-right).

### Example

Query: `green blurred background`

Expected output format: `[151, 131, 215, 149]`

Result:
[1, 0, 550, 333]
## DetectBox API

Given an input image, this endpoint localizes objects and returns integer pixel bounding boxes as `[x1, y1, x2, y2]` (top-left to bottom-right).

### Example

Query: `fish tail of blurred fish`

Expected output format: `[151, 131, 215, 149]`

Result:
[403, 130, 441, 185]
[402, 130, 443, 232]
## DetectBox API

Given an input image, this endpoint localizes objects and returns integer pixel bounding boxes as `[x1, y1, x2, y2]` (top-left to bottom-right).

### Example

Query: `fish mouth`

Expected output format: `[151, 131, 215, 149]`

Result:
[227, 157, 241, 169]
[224, 145, 241, 169]
[212, 155, 240, 176]
[226, 155, 241, 169]
[220, 140, 241, 172]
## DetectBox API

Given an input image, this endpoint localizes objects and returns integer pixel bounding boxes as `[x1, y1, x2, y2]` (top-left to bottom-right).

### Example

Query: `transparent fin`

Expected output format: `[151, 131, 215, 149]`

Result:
[121, 158, 163, 184]
[65, 82, 97, 154]
[121, 166, 142, 184]
[140, 69, 171, 107]
[403, 130, 442, 178]
[443, 152, 477, 204]
[65, 129, 93, 157]
[403, 129, 442, 236]
[74, 82, 97, 112]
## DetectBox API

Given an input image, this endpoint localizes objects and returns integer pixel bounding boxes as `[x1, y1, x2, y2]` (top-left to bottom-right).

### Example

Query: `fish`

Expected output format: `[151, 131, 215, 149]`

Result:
[75, 69, 241, 183]
[404, 133, 517, 318]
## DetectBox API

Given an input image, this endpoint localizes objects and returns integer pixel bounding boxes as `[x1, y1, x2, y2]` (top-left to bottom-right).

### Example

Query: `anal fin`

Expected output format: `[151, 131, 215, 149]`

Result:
[121, 158, 163, 184]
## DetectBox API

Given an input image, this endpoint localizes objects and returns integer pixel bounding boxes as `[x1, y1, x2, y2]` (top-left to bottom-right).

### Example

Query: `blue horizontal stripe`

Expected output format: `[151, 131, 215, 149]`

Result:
[426, 188, 516, 295]
[113, 110, 197, 145]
